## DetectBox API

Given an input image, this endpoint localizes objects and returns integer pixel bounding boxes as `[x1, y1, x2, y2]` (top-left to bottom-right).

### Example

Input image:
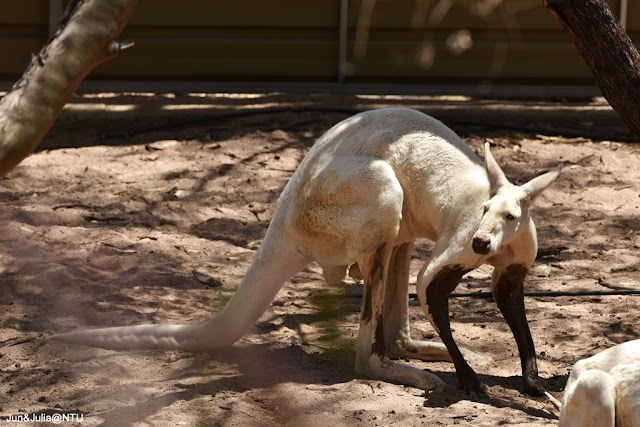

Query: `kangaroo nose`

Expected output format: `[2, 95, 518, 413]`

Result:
[472, 236, 491, 255]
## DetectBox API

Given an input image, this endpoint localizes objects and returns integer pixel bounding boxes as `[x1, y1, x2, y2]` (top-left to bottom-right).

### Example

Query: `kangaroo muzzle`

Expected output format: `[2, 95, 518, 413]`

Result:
[472, 234, 492, 255]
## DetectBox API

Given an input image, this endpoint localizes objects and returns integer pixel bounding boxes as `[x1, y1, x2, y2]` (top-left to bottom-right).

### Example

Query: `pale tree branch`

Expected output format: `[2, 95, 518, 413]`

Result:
[0, 0, 138, 176]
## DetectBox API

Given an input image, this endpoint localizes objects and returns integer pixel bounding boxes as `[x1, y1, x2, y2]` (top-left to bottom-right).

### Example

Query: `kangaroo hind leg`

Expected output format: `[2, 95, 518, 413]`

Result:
[354, 243, 446, 392]
[300, 158, 444, 391]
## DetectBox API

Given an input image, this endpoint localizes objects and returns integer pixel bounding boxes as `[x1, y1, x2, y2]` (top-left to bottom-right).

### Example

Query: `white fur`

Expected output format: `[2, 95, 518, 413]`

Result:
[559, 339, 640, 427]
[50, 108, 562, 393]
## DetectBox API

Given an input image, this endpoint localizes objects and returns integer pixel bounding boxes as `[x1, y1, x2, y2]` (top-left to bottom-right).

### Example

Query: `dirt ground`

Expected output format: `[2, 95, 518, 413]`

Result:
[0, 92, 639, 427]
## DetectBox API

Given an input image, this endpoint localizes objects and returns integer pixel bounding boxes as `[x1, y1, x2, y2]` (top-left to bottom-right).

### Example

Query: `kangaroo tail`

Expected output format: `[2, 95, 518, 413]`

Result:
[49, 322, 215, 351]
[50, 230, 310, 352]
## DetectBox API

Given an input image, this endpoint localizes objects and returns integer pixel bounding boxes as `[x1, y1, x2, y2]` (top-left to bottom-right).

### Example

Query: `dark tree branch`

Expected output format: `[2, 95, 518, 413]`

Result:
[544, 0, 640, 140]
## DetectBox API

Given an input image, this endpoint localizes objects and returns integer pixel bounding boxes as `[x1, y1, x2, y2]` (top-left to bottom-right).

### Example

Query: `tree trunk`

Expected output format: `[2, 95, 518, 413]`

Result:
[0, 0, 138, 176]
[544, 0, 640, 140]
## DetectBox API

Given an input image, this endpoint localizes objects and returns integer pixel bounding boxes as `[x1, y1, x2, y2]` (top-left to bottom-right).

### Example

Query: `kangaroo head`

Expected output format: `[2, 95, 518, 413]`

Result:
[471, 143, 563, 255]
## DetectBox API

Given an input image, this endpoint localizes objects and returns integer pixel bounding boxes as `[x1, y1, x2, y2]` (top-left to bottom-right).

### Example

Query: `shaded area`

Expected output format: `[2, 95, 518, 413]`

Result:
[38, 92, 633, 152]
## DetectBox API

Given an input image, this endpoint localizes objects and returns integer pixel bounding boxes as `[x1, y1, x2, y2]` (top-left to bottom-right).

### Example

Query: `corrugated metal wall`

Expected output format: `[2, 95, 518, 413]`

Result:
[97, 0, 341, 80]
[0, 0, 634, 85]
[344, 0, 619, 83]
[0, 1, 48, 79]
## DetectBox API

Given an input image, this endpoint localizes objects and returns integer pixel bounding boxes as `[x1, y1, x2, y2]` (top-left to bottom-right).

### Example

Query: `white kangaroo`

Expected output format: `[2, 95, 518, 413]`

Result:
[556, 339, 640, 427]
[51, 108, 562, 396]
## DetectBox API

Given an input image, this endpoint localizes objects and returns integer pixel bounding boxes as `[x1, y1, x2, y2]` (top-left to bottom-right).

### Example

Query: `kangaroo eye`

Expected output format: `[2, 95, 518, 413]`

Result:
[482, 205, 489, 214]
[506, 213, 516, 221]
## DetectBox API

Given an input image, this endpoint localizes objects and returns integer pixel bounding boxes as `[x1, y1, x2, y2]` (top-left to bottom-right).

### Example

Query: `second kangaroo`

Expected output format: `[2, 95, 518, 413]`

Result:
[52, 108, 563, 396]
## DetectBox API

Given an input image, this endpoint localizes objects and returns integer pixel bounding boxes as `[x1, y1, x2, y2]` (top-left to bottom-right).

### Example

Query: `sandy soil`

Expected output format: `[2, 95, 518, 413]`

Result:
[0, 92, 639, 427]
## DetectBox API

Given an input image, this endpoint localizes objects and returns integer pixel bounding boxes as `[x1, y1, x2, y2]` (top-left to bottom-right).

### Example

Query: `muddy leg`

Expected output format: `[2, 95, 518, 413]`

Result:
[383, 243, 493, 366]
[421, 263, 487, 395]
[492, 264, 545, 396]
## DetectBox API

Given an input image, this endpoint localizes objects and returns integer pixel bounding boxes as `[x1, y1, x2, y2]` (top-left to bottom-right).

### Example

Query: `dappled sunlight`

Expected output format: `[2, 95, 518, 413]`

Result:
[1, 93, 638, 426]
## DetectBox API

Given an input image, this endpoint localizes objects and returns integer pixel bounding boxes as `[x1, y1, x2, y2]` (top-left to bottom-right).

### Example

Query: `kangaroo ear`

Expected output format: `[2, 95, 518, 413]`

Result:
[484, 142, 509, 195]
[521, 164, 564, 205]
